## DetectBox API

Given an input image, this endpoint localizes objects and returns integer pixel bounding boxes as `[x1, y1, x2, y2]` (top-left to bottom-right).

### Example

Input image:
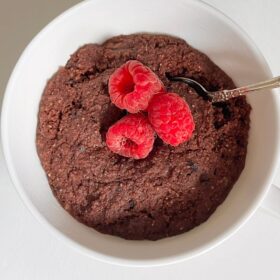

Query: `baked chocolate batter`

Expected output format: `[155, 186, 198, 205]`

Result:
[36, 34, 250, 240]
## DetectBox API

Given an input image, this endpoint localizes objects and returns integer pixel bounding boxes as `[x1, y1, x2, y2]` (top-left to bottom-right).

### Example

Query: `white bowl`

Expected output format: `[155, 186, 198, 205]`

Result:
[1, 0, 280, 267]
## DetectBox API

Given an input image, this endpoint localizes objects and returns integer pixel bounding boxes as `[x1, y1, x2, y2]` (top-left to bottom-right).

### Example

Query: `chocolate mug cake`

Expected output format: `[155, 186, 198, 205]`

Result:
[36, 34, 250, 240]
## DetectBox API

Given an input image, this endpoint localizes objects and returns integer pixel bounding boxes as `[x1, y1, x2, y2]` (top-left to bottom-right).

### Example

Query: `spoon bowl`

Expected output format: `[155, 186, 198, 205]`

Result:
[169, 76, 280, 103]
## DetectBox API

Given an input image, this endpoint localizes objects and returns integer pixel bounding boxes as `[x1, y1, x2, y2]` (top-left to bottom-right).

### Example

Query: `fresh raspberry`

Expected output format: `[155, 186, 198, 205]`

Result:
[148, 93, 195, 146]
[106, 114, 155, 159]
[108, 60, 164, 113]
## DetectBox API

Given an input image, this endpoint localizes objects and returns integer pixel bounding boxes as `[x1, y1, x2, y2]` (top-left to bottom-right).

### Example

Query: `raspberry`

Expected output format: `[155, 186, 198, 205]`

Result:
[109, 60, 164, 113]
[106, 114, 155, 159]
[148, 93, 195, 146]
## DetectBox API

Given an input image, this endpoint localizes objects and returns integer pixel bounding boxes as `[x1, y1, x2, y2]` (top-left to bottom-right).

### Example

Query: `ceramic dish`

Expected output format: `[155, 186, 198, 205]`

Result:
[1, 0, 280, 267]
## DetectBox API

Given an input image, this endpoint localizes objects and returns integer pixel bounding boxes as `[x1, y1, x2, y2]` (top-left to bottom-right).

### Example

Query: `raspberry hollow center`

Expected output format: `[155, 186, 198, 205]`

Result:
[120, 71, 135, 94]
[123, 138, 137, 149]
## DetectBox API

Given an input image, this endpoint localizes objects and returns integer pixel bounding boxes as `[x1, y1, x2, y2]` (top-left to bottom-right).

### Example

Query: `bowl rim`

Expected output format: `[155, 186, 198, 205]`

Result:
[1, 0, 280, 267]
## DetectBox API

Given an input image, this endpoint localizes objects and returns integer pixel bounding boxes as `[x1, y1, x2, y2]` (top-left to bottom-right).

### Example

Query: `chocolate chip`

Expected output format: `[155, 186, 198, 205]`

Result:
[222, 105, 231, 120]
[65, 79, 75, 86]
[200, 173, 209, 183]
[147, 213, 153, 219]
[214, 103, 231, 120]
[128, 199, 135, 209]
[72, 100, 82, 109]
[186, 160, 198, 172]
[214, 121, 223, 129]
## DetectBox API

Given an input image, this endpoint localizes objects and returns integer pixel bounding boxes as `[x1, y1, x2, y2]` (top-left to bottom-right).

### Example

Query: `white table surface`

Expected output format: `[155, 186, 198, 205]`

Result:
[1, 0, 280, 279]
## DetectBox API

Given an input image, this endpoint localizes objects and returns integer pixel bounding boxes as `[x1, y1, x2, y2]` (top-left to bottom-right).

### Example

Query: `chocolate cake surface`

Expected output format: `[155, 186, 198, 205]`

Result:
[36, 34, 250, 240]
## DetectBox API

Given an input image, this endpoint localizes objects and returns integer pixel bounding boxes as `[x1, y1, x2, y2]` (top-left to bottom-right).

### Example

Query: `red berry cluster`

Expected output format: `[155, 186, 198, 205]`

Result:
[106, 60, 195, 159]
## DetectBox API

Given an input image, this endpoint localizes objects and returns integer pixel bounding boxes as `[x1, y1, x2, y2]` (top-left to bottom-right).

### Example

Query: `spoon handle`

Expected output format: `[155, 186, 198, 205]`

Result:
[211, 76, 280, 103]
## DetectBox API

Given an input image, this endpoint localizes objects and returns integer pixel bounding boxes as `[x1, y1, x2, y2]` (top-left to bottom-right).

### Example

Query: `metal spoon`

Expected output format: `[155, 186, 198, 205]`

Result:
[168, 75, 280, 103]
